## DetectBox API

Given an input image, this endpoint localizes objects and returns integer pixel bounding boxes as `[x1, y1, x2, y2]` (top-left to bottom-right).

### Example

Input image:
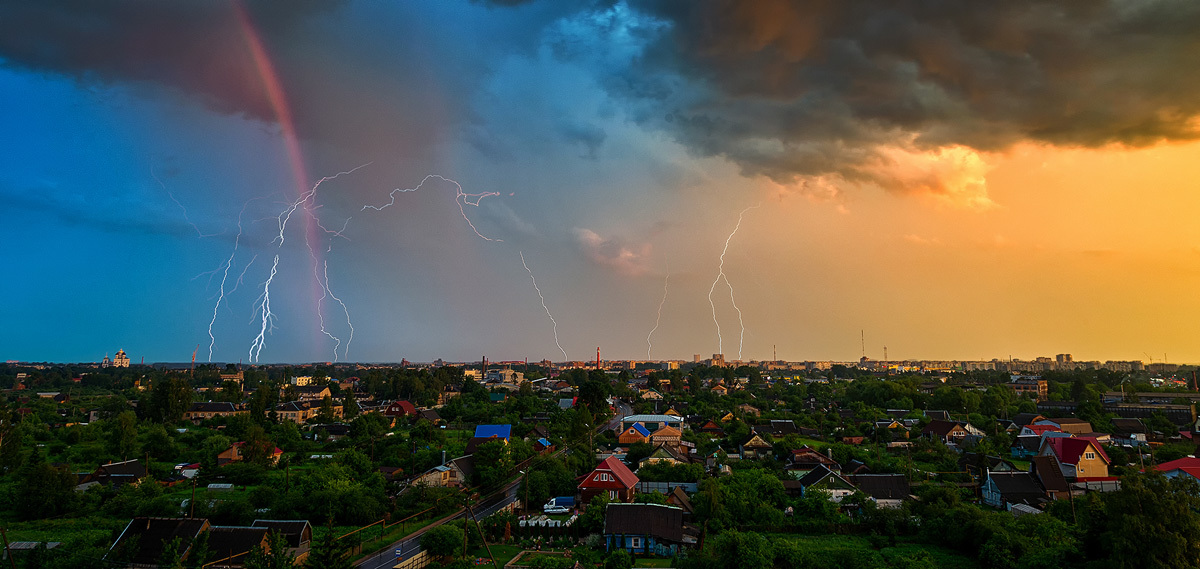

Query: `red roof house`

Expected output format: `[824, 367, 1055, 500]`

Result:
[1039, 437, 1110, 480]
[578, 456, 639, 504]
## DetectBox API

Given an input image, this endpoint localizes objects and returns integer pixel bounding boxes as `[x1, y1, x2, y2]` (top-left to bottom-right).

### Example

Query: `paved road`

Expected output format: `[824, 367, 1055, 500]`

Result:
[359, 402, 632, 569]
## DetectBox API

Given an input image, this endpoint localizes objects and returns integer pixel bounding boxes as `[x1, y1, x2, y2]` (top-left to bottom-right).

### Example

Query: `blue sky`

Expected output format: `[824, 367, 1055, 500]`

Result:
[4, 1, 1200, 364]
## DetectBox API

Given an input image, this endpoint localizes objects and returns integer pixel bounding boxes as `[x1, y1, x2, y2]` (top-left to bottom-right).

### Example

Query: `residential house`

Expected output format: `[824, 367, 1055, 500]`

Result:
[874, 420, 909, 440]
[474, 425, 512, 441]
[292, 386, 331, 401]
[620, 415, 684, 432]
[618, 423, 652, 445]
[766, 420, 798, 437]
[981, 471, 1046, 510]
[797, 464, 856, 502]
[77, 459, 148, 490]
[184, 402, 246, 422]
[250, 520, 312, 563]
[739, 434, 773, 460]
[1110, 418, 1147, 446]
[579, 456, 639, 504]
[217, 442, 283, 466]
[1010, 436, 1042, 459]
[711, 385, 728, 396]
[107, 517, 211, 567]
[1149, 457, 1200, 482]
[787, 446, 840, 476]
[638, 444, 689, 468]
[1030, 456, 1071, 500]
[698, 421, 724, 437]
[649, 425, 682, 447]
[382, 400, 417, 419]
[959, 453, 1019, 480]
[276, 400, 341, 423]
[921, 420, 969, 444]
[205, 525, 270, 568]
[415, 465, 458, 487]
[1039, 437, 1110, 480]
[604, 503, 692, 556]
[376, 466, 404, 483]
[1036, 418, 1093, 435]
[417, 409, 444, 425]
[532, 438, 555, 455]
[847, 474, 910, 509]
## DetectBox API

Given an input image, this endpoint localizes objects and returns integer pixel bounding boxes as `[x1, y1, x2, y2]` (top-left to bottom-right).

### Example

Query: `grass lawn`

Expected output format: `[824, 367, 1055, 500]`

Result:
[465, 544, 522, 567]
[3, 516, 127, 546]
[632, 558, 674, 567]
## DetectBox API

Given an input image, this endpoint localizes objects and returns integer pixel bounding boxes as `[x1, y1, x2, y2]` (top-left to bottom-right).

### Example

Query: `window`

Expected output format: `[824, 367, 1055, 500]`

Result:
[609, 490, 618, 499]
[630, 537, 642, 549]
[1085, 452, 1095, 460]
[594, 474, 601, 481]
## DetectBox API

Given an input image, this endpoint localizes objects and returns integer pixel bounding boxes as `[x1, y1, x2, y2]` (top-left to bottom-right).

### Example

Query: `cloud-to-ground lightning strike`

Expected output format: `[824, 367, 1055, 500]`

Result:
[249, 255, 280, 363]
[205, 202, 252, 361]
[315, 259, 354, 362]
[647, 267, 669, 360]
[520, 251, 568, 361]
[708, 205, 759, 360]
[362, 174, 502, 242]
[245, 165, 368, 363]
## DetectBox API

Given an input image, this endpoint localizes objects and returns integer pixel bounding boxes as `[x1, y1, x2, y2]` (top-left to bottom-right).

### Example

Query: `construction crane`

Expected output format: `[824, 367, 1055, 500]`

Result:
[191, 344, 199, 377]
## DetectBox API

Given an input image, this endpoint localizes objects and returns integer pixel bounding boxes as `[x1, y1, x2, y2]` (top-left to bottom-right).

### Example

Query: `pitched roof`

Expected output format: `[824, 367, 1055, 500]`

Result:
[1023, 424, 1061, 436]
[1012, 413, 1045, 427]
[107, 518, 208, 565]
[922, 420, 965, 437]
[987, 472, 1045, 502]
[651, 425, 681, 438]
[465, 435, 504, 455]
[250, 520, 312, 548]
[669, 486, 693, 514]
[1152, 456, 1200, 473]
[585, 456, 639, 489]
[848, 474, 910, 500]
[1030, 456, 1069, 493]
[1042, 437, 1110, 465]
[206, 526, 269, 564]
[603, 503, 684, 542]
[798, 464, 852, 489]
[474, 424, 512, 439]
[629, 423, 651, 437]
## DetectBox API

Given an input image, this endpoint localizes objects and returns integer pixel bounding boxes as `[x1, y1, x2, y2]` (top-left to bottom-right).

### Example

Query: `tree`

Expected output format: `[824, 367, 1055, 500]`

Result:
[474, 439, 512, 489]
[341, 390, 360, 420]
[241, 425, 276, 467]
[604, 549, 632, 569]
[246, 531, 296, 569]
[148, 375, 194, 423]
[317, 396, 336, 423]
[16, 448, 78, 520]
[109, 410, 140, 461]
[421, 524, 464, 561]
[1091, 472, 1200, 568]
[303, 527, 352, 569]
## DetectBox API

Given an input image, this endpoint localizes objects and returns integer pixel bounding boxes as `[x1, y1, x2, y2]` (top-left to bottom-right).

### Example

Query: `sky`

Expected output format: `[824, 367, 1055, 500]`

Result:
[3, 0, 1200, 365]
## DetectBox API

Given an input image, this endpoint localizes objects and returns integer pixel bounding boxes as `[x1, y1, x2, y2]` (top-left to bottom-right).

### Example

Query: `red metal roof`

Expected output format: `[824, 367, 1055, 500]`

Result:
[578, 456, 639, 490]
[1043, 437, 1109, 465]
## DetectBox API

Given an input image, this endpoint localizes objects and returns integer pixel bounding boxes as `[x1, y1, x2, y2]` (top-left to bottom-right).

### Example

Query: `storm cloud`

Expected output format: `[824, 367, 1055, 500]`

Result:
[599, 0, 1200, 196]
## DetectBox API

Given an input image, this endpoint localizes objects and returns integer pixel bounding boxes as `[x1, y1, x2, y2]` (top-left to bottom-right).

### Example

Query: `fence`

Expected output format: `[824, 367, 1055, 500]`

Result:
[393, 550, 431, 569]
[635, 482, 698, 494]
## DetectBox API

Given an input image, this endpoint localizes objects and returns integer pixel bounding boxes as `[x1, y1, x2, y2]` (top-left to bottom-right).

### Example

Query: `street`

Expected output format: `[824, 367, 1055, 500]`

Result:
[358, 400, 632, 569]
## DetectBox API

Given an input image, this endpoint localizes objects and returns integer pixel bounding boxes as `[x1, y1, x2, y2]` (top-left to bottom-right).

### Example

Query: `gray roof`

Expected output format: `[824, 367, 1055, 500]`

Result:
[603, 503, 684, 542]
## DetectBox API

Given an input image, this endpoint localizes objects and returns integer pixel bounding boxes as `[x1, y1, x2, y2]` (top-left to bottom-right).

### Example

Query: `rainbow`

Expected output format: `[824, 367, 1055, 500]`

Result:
[234, 1, 327, 355]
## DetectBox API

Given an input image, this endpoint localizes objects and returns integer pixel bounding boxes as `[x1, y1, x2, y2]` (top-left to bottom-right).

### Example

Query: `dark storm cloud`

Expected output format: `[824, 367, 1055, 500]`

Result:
[613, 0, 1200, 187]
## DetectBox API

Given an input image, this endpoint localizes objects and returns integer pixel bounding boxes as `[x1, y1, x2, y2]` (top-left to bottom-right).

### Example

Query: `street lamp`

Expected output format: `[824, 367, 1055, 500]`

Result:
[518, 470, 529, 516]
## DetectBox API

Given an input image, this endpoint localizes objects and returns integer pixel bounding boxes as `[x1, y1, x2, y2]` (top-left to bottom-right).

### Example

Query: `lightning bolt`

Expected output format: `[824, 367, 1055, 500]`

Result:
[249, 255, 280, 363]
[246, 164, 367, 363]
[708, 205, 759, 361]
[154, 165, 219, 238]
[647, 267, 669, 360]
[362, 174, 502, 242]
[313, 259, 354, 363]
[274, 164, 370, 246]
[520, 251, 567, 361]
[205, 203, 252, 361]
